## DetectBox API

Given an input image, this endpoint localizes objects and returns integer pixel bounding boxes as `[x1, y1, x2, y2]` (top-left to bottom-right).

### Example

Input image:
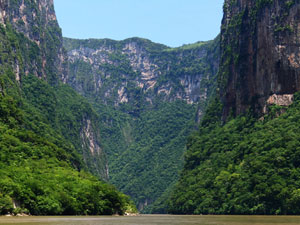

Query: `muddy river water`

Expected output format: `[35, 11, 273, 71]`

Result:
[0, 215, 299, 225]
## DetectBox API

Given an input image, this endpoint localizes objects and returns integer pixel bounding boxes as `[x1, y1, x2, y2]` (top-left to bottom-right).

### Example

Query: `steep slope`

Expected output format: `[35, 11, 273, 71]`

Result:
[168, 96, 300, 215]
[0, 0, 108, 179]
[1, 0, 67, 83]
[220, 0, 300, 119]
[168, 0, 300, 215]
[63, 37, 220, 212]
[64, 37, 219, 107]
[0, 0, 134, 215]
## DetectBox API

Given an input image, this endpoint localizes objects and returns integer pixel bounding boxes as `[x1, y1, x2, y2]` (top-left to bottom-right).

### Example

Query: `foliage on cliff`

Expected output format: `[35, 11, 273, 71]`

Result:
[64, 36, 219, 107]
[21, 74, 108, 179]
[0, 94, 135, 215]
[168, 93, 300, 215]
[64, 37, 220, 212]
[168, 1, 300, 214]
[107, 101, 196, 213]
[0, 2, 135, 215]
[84, 87, 198, 214]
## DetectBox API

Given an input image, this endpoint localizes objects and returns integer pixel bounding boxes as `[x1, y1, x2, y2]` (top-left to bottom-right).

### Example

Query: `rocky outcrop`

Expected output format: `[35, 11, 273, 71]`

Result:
[81, 118, 109, 180]
[220, 0, 300, 119]
[267, 94, 294, 106]
[64, 37, 219, 109]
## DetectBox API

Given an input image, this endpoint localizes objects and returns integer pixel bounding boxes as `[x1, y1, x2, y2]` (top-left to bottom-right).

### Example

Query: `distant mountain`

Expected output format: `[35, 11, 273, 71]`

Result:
[63, 36, 220, 212]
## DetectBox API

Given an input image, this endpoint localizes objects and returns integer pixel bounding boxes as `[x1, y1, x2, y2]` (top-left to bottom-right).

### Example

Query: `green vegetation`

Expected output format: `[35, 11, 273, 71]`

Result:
[0, 7, 135, 215]
[64, 36, 220, 213]
[64, 37, 169, 53]
[88, 95, 197, 214]
[164, 41, 206, 52]
[170, 0, 300, 215]
[168, 93, 300, 215]
[21, 74, 108, 178]
[273, 0, 296, 35]
[108, 101, 196, 213]
[0, 94, 135, 215]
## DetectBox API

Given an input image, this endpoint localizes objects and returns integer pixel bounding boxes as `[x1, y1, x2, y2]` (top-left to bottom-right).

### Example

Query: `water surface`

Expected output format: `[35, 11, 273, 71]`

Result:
[0, 215, 299, 225]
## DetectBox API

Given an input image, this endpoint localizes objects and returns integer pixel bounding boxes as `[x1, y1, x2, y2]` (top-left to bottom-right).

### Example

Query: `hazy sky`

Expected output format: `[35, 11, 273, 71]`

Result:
[54, 0, 223, 47]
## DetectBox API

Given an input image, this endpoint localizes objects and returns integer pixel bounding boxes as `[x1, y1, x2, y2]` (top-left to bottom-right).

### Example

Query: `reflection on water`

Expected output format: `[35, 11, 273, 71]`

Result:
[0, 215, 299, 225]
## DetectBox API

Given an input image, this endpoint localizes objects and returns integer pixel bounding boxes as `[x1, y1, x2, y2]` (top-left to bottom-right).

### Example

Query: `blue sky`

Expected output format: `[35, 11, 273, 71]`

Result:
[54, 0, 223, 47]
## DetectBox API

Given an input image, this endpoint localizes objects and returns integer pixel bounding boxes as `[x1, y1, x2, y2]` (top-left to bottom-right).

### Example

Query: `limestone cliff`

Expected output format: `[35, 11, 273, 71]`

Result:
[220, 0, 300, 119]
[0, 0, 67, 83]
[64, 37, 219, 110]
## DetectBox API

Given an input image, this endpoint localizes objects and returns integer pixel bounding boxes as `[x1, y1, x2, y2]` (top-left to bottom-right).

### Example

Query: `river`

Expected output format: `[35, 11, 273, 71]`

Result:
[0, 215, 299, 225]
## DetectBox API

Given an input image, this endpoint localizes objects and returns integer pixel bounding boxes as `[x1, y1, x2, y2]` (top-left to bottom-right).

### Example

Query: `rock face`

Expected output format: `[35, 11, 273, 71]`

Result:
[64, 37, 219, 109]
[80, 117, 108, 179]
[220, 0, 300, 120]
[267, 94, 294, 107]
[0, 0, 67, 83]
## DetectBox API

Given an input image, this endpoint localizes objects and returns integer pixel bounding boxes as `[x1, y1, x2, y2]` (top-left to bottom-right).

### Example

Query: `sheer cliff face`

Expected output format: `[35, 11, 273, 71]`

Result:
[2, 0, 57, 37]
[220, 0, 300, 119]
[64, 37, 219, 109]
[0, 0, 67, 83]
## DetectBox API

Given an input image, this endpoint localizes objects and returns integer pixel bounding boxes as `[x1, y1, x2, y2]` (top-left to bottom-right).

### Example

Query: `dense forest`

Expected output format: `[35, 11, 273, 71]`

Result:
[168, 95, 300, 214]
[0, 92, 134, 215]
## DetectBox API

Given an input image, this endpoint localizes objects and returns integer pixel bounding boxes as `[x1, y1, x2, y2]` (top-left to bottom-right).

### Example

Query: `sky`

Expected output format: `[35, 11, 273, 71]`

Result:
[54, 0, 224, 47]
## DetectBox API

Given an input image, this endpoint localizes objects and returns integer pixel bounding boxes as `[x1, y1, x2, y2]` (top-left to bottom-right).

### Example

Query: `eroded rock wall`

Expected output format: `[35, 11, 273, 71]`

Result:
[64, 37, 219, 109]
[220, 0, 300, 119]
[0, 0, 67, 82]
